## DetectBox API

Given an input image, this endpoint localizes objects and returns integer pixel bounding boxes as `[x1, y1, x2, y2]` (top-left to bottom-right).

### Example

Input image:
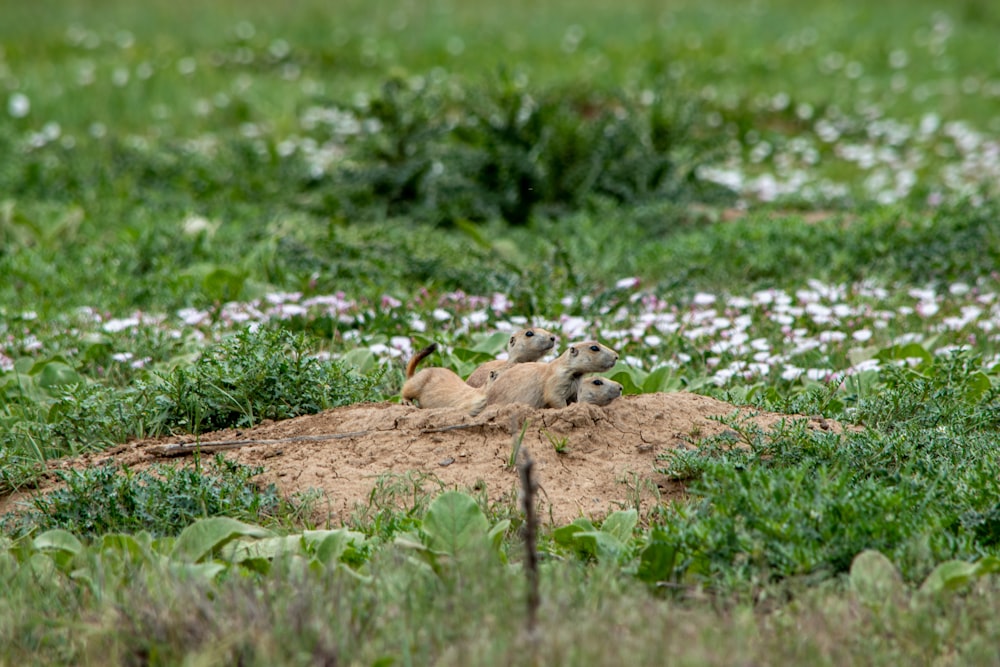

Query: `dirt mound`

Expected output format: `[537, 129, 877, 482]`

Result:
[10, 393, 844, 525]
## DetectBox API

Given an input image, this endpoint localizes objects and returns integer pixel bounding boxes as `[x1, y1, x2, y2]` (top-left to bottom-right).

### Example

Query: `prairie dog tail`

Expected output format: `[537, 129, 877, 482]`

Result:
[406, 343, 438, 378]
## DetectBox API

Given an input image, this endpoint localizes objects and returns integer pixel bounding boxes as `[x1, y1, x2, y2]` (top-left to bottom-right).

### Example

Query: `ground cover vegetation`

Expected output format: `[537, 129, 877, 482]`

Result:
[3, 0, 1000, 662]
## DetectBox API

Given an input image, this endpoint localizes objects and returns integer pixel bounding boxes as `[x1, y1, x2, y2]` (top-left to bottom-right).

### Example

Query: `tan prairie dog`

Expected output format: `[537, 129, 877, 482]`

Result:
[485, 341, 619, 409]
[401, 343, 490, 416]
[466, 327, 557, 388]
[577, 377, 623, 407]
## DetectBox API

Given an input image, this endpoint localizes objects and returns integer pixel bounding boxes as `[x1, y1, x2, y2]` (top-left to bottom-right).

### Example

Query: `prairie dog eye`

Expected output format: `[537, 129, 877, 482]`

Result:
[589, 345, 600, 352]
[525, 330, 534, 337]
[593, 379, 604, 385]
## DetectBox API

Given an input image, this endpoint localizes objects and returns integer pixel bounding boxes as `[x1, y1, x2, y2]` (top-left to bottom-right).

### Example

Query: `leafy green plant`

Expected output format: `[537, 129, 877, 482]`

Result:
[150, 326, 384, 433]
[395, 491, 510, 573]
[14, 455, 285, 538]
[311, 75, 727, 225]
[552, 510, 639, 565]
[543, 430, 570, 454]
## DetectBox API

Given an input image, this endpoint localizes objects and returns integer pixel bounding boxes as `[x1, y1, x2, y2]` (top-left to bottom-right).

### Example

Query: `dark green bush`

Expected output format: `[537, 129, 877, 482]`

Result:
[17, 455, 281, 538]
[150, 326, 384, 434]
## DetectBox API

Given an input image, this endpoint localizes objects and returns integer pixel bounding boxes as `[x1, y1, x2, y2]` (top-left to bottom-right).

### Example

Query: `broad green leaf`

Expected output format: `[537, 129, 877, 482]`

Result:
[608, 365, 643, 395]
[423, 491, 489, 558]
[637, 539, 678, 584]
[451, 346, 494, 364]
[471, 331, 512, 355]
[335, 562, 374, 584]
[849, 550, 902, 605]
[393, 532, 430, 552]
[488, 520, 511, 555]
[238, 557, 272, 575]
[919, 560, 980, 596]
[343, 348, 378, 374]
[171, 517, 273, 563]
[13, 357, 34, 374]
[574, 530, 626, 563]
[643, 366, 681, 394]
[847, 345, 879, 367]
[222, 535, 303, 563]
[168, 561, 227, 582]
[963, 371, 992, 403]
[34, 529, 83, 556]
[312, 531, 355, 567]
[842, 369, 879, 399]
[875, 342, 932, 367]
[202, 266, 246, 303]
[35, 361, 83, 390]
[553, 518, 595, 552]
[973, 556, 1000, 575]
[100, 533, 150, 563]
[34, 530, 83, 573]
[28, 552, 58, 579]
[600, 510, 638, 544]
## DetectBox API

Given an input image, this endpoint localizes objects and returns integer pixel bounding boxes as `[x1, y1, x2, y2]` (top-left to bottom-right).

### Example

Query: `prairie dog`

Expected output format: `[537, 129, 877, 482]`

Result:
[485, 341, 619, 409]
[466, 327, 557, 388]
[577, 377, 623, 407]
[401, 344, 490, 416]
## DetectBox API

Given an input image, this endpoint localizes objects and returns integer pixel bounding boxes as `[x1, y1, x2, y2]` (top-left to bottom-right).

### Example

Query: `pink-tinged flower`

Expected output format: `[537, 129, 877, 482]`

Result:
[369, 343, 403, 358]
[381, 295, 402, 309]
[178, 308, 210, 326]
[616, 276, 641, 289]
[915, 301, 940, 317]
[559, 316, 589, 339]
[849, 359, 881, 374]
[852, 329, 873, 342]
[265, 291, 302, 304]
[463, 311, 489, 327]
[805, 368, 832, 382]
[103, 316, 139, 333]
[692, 292, 716, 306]
[0, 353, 14, 372]
[781, 365, 804, 381]
[274, 304, 308, 319]
[491, 293, 512, 312]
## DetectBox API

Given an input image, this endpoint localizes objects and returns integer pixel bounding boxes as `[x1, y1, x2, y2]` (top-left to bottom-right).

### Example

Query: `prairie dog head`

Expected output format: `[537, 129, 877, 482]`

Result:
[507, 327, 557, 363]
[577, 377, 623, 406]
[561, 341, 619, 374]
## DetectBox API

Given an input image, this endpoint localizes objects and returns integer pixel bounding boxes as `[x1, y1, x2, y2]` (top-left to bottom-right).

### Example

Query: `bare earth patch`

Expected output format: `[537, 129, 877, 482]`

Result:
[5, 393, 844, 525]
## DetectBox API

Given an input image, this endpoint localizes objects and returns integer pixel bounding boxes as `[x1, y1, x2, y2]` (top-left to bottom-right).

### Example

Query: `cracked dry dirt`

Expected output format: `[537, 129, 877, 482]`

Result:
[12, 392, 844, 525]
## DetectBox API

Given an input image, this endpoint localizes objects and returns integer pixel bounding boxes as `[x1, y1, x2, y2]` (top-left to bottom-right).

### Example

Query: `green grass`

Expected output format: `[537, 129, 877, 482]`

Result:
[5, 0, 1000, 662]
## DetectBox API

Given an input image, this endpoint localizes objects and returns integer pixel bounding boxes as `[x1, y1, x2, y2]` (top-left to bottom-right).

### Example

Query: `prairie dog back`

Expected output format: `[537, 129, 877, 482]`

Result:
[401, 343, 490, 416]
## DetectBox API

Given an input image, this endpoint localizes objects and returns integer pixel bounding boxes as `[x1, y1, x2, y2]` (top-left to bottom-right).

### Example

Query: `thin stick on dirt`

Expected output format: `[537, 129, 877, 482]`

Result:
[150, 430, 371, 457]
[419, 423, 482, 434]
[518, 447, 541, 650]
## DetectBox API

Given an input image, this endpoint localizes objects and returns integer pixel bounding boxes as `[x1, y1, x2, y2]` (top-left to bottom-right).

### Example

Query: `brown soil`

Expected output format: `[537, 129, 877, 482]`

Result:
[3, 393, 845, 526]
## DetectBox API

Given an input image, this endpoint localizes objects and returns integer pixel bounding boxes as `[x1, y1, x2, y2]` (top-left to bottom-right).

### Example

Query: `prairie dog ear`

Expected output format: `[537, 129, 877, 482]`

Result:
[570, 346, 579, 357]
[509, 335, 516, 347]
